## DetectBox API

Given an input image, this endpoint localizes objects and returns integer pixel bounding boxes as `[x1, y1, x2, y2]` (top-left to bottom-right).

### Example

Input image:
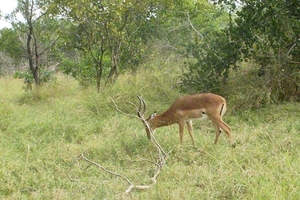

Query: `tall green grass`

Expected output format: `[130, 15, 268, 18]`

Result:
[0, 64, 300, 199]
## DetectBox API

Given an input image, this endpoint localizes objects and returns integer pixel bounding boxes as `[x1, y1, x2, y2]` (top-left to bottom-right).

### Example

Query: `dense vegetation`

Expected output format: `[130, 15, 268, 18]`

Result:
[0, 0, 300, 199]
[0, 0, 299, 104]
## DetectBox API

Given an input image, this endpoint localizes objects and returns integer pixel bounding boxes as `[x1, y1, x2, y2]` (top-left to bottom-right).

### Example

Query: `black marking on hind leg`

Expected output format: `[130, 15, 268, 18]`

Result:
[220, 104, 224, 116]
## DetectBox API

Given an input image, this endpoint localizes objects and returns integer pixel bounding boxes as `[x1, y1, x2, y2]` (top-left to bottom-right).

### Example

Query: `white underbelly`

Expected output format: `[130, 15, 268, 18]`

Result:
[199, 113, 209, 120]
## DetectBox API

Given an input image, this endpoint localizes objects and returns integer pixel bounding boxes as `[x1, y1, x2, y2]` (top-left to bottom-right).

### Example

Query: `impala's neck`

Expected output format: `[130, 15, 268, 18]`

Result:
[150, 112, 176, 129]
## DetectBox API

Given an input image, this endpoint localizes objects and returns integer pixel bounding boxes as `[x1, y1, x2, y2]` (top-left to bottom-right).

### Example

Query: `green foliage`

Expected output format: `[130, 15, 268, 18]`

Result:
[183, 0, 300, 104]
[181, 30, 241, 94]
[53, 0, 159, 90]
[2, 0, 298, 110]
[60, 54, 110, 87]
[231, 0, 300, 102]
[13, 69, 55, 91]
[0, 28, 23, 63]
[4, 0, 62, 86]
[51, 0, 226, 91]
[149, 0, 227, 51]
[13, 70, 34, 90]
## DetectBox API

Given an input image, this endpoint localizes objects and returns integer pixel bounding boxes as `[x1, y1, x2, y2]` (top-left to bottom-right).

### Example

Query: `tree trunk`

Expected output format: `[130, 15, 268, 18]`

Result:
[106, 41, 121, 84]
[26, 6, 40, 86]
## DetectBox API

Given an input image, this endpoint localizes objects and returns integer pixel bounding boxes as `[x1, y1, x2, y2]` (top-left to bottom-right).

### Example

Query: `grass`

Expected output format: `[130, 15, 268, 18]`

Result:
[0, 69, 300, 200]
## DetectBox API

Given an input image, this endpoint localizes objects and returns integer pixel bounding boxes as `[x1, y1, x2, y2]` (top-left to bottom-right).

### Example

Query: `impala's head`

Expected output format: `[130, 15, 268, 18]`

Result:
[136, 95, 156, 139]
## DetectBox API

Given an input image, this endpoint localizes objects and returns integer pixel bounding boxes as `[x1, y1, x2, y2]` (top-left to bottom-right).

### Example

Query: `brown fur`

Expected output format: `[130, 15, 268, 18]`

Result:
[145, 93, 232, 145]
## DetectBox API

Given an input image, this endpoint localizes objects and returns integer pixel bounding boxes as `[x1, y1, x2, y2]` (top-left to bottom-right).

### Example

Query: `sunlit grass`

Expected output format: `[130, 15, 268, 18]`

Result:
[0, 68, 300, 199]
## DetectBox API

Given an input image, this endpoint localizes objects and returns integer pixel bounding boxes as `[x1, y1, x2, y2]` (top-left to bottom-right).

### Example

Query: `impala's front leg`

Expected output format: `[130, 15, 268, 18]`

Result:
[178, 121, 185, 144]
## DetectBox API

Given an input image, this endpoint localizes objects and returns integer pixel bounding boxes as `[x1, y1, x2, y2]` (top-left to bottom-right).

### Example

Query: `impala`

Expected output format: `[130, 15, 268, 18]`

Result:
[136, 93, 232, 145]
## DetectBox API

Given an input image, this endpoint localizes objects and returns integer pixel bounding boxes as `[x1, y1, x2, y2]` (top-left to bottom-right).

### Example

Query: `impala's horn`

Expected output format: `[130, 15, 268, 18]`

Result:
[136, 95, 146, 118]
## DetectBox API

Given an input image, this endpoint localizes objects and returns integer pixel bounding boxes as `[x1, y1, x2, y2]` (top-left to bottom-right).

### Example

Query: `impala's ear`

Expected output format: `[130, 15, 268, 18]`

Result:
[151, 112, 156, 119]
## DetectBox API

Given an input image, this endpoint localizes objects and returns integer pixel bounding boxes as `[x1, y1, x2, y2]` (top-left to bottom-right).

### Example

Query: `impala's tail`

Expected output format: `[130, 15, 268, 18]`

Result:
[220, 103, 227, 117]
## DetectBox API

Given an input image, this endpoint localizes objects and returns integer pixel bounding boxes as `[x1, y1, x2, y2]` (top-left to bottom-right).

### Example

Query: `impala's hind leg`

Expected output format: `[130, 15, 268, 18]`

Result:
[211, 117, 232, 145]
[186, 120, 195, 145]
[220, 120, 233, 145]
[212, 122, 221, 144]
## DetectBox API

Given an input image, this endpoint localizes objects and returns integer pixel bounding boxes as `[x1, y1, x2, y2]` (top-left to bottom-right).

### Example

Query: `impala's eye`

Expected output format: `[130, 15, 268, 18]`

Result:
[202, 111, 206, 114]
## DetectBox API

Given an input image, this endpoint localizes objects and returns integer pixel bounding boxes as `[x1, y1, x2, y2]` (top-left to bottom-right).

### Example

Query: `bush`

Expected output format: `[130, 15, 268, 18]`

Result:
[223, 61, 300, 112]
[13, 69, 55, 91]
[181, 30, 241, 94]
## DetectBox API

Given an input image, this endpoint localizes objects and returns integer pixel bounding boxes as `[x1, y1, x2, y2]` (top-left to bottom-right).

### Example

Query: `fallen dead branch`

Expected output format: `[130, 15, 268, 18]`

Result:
[75, 96, 170, 194]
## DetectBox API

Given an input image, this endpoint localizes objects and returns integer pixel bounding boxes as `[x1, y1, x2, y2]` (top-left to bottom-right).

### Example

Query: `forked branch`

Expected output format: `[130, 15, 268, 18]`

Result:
[76, 96, 169, 194]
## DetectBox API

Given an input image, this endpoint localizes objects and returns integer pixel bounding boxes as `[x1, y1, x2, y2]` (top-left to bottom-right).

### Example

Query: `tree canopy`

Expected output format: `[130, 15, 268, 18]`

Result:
[0, 0, 299, 102]
[182, 0, 300, 102]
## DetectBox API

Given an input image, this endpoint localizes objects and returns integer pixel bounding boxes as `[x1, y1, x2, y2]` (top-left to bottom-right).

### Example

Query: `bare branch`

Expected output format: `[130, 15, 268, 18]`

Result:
[122, 157, 159, 166]
[39, 36, 60, 57]
[78, 153, 161, 194]
[186, 12, 204, 39]
[67, 174, 79, 182]
[78, 153, 134, 186]
[75, 96, 170, 193]
[286, 40, 297, 56]
[109, 96, 140, 119]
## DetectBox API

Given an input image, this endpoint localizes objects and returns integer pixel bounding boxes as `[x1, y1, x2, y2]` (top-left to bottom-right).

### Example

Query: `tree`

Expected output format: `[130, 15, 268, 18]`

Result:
[181, 29, 241, 93]
[227, 0, 300, 101]
[54, 0, 159, 91]
[175, 1, 233, 93]
[183, 0, 300, 102]
[10, 0, 60, 86]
